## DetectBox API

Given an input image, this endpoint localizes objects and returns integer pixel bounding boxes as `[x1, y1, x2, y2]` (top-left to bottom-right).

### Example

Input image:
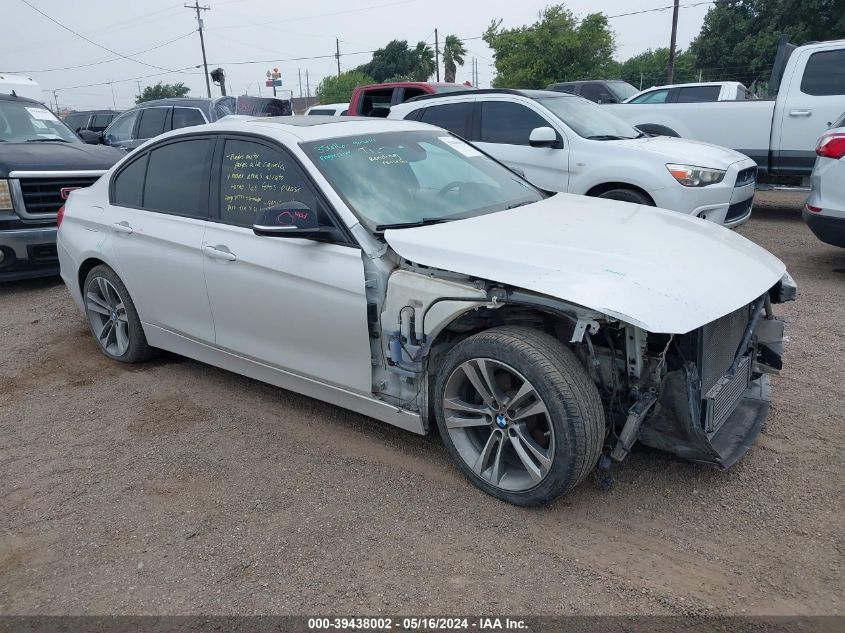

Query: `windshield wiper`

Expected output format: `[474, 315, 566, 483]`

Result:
[26, 137, 71, 143]
[506, 200, 533, 210]
[376, 217, 452, 231]
[586, 134, 631, 141]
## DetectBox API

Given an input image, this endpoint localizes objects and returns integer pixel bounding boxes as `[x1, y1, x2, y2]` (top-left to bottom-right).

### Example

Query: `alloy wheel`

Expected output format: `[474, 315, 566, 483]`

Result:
[85, 276, 130, 357]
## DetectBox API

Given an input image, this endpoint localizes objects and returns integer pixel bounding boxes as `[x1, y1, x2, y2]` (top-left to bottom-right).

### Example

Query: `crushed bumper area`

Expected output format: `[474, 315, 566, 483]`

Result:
[637, 364, 770, 469]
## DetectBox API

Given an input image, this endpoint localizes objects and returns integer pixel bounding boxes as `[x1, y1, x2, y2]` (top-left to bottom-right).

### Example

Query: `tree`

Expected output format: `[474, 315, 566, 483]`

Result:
[357, 40, 419, 83]
[690, 0, 845, 88]
[136, 82, 190, 103]
[413, 41, 435, 81]
[442, 35, 467, 83]
[483, 5, 616, 88]
[619, 48, 699, 90]
[315, 70, 374, 104]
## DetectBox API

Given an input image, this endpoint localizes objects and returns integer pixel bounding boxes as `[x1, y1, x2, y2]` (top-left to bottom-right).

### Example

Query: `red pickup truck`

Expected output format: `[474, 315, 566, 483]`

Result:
[348, 82, 474, 117]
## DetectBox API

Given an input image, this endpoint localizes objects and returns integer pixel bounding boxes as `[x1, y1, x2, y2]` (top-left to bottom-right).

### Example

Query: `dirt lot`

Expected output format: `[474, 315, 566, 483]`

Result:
[1, 191, 842, 616]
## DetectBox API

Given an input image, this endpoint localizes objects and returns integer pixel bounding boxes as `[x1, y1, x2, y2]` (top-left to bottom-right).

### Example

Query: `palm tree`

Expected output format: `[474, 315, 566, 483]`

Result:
[413, 41, 435, 81]
[442, 35, 466, 83]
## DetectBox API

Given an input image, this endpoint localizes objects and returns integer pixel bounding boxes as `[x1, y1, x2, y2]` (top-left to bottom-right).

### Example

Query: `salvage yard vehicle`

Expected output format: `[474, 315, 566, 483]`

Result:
[604, 38, 845, 178]
[623, 81, 756, 104]
[102, 95, 292, 152]
[803, 112, 845, 247]
[546, 80, 638, 104]
[0, 93, 124, 282]
[305, 103, 348, 116]
[57, 118, 795, 506]
[390, 89, 758, 227]
[348, 82, 474, 117]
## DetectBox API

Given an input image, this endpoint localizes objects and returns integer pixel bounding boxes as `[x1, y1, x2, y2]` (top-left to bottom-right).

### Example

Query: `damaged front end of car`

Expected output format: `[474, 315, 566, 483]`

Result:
[605, 272, 796, 468]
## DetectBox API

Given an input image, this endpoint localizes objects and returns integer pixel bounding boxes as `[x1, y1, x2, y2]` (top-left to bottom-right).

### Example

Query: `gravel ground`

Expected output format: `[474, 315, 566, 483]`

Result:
[1, 191, 842, 616]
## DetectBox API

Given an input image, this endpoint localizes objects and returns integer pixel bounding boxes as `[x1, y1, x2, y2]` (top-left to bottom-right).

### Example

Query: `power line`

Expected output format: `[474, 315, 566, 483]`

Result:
[4, 31, 196, 74]
[16, 0, 191, 74]
[52, 66, 201, 92]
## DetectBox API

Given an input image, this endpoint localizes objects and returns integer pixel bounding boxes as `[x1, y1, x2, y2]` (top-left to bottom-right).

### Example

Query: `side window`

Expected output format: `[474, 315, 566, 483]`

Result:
[172, 107, 206, 130]
[219, 139, 321, 228]
[418, 102, 473, 137]
[401, 88, 428, 102]
[676, 86, 721, 102]
[339, 109, 348, 116]
[550, 84, 576, 94]
[801, 50, 845, 96]
[143, 139, 211, 217]
[64, 114, 88, 132]
[480, 101, 550, 146]
[360, 89, 393, 116]
[104, 110, 139, 144]
[631, 89, 670, 104]
[90, 114, 113, 131]
[112, 154, 148, 208]
[136, 107, 168, 139]
[579, 83, 616, 103]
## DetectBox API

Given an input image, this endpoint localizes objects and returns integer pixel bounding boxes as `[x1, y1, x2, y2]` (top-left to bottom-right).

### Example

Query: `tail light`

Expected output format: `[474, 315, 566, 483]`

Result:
[805, 204, 822, 213]
[57, 204, 65, 228]
[816, 133, 845, 159]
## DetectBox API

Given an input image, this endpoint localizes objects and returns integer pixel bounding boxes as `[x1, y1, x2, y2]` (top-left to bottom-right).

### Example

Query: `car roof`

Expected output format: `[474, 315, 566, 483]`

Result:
[67, 109, 121, 115]
[402, 87, 576, 105]
[0, 93, 44, 105]
[146, 116, 434, 144]
[637, 81, 741, 91]
[307, 103, 348, 109]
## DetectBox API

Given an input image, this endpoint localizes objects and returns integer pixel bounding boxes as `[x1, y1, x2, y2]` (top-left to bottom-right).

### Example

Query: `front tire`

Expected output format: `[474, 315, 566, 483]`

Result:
[596, 188, 654, 206]
[434, 326, 605, 506]
[83, 264, 157, 363]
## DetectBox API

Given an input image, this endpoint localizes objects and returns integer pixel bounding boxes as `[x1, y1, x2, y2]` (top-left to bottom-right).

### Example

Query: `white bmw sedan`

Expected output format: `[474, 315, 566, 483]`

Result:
[58, 117, 795, 506]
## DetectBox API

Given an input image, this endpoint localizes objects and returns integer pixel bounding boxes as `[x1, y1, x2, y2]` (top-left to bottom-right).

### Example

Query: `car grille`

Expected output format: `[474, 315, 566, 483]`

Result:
[735, 166, 757, 187]
[725, 197, 753, 222]
[18, 176, 100, 216]
[698, 303, 753, 433]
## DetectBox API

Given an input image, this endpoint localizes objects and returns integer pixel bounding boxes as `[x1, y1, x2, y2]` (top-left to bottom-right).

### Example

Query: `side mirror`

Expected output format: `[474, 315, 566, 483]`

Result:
[253, 201, 333, 240]
[78, 129, 101, 144]
[528, 126, 561, 149]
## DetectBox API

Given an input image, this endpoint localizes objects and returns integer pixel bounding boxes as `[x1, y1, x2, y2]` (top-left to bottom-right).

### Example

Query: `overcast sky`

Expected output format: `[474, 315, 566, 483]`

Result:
[1, 0, 713, 110]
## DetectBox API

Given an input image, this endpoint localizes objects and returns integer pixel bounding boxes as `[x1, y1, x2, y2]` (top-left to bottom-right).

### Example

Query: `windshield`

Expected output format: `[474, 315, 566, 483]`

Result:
[535, 96, 641, 140]
[301, 130, 544, 230]
[0, 101, 80, 143]
[608, 81, 639, 101]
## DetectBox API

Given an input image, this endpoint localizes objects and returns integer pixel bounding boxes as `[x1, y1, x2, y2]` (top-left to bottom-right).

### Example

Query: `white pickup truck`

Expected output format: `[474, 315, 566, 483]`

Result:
[605, 39, 845, 178]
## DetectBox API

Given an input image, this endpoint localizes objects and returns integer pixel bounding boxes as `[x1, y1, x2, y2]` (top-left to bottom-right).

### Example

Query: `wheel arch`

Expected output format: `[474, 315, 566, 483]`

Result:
[77, 257, 108, 295]
[584, 182, 656, 205]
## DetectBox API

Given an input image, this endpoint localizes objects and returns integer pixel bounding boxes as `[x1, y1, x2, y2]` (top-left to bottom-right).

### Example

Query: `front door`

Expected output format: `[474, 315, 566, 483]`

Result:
[107, 136, 215, 343]
[202, 136, 372, 394]
[473, 100, 570, 192]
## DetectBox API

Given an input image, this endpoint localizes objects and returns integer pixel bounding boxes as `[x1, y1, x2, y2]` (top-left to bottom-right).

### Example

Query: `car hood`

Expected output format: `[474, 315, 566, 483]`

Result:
[0, 141, 125, 177]
[384, 193, 785, 334]
[608, 134, 749, 167]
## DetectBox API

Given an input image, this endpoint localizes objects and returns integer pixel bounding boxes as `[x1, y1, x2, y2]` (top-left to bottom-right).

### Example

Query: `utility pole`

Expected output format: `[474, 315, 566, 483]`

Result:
[185, 1, 212, 97]
[434, 29, 440, 82]
[667, 0, 680, 84]
[109, 82, 117, 108]
[298, 68, 303, 98]
[306, 70, 310, 98]
[136, 80, 143, 101]
[51, 90, 59, 114]
[335, 39, 341, 77]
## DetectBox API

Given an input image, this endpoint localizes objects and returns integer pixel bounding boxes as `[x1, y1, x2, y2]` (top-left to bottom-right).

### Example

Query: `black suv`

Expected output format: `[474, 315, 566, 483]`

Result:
[63, 110, 120, 135]
[102, 96, 292, 151]
[0, 94, 124, 281]
[546, 80, 638, 104]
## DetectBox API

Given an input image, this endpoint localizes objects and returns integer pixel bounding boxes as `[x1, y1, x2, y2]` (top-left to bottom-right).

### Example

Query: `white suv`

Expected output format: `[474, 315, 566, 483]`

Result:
[389, 89, 758, 228]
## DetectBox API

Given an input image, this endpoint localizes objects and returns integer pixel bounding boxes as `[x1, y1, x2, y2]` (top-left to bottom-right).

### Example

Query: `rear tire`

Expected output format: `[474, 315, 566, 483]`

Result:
[83, 264, 157, 363]
[434, 326, 605, 506]
[596, 188, 654, 206]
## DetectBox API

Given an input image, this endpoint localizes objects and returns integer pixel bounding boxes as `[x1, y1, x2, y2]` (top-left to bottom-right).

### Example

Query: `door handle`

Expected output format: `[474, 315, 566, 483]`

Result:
[112, 221, 133, 234]
[789, 109, 812, 117]
[203, 245, 237, 261]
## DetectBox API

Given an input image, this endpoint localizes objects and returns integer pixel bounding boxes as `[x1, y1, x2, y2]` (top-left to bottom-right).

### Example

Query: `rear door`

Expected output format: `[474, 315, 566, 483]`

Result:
[107, 136, 215, 343]
[474, 99, 570, 192]
[774, 45, 845, 175]
[416, 101, 474, 138]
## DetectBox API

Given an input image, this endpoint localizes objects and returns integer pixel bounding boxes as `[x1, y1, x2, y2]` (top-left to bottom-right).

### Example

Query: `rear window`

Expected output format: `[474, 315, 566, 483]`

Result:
[676, 85, 721, 102]
[308, 109, 335, 116]
[418, 102, 473, 138]
[801, 50, 845, 96]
